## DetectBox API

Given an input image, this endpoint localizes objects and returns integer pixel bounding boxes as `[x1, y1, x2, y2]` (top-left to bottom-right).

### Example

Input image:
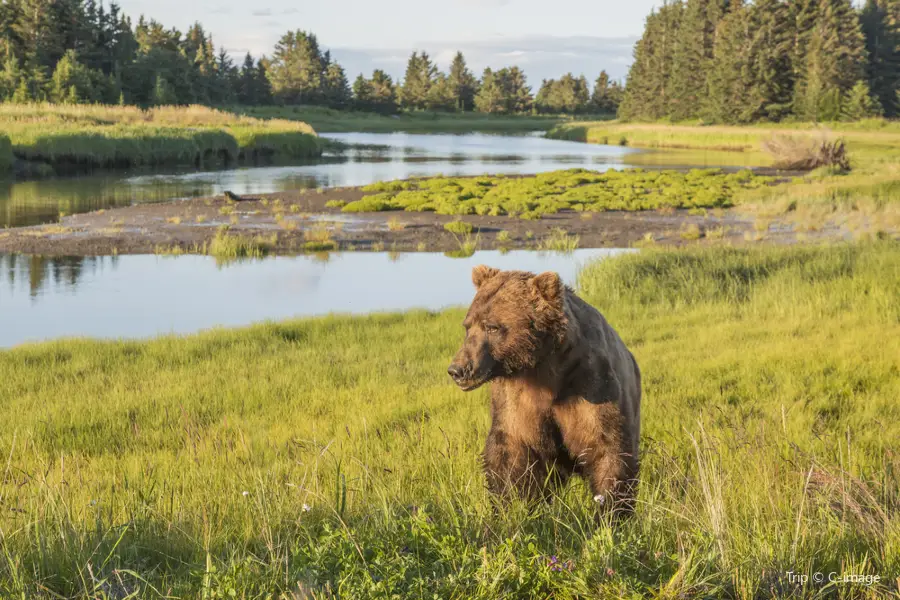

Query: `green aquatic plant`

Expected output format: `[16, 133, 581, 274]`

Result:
[341, 168, 776, 218]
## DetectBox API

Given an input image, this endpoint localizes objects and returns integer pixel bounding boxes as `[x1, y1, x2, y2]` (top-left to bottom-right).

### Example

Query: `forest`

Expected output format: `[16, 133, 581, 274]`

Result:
[0, 0, 622, 115]
[621, 0, 900, 122]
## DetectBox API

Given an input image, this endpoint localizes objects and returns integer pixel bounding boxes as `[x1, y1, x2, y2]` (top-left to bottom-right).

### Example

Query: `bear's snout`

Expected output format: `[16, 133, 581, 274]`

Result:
[447, 362, 467, 382]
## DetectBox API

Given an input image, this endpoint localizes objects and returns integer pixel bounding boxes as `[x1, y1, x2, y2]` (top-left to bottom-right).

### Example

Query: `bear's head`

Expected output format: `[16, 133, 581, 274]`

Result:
[448, 264, 568, 391]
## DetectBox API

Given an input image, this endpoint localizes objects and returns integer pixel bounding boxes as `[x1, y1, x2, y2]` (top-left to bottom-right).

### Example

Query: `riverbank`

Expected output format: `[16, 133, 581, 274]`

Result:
[0, 104, 322, 177]
[237, 105, 577, 133]
[5, 167, 884, 257]
[0, 241, 896, 597]
[0, 184, 755, 256]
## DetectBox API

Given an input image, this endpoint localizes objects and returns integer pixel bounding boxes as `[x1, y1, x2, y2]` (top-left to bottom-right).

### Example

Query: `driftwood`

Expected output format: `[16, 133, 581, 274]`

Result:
[761, 133, 850, 171]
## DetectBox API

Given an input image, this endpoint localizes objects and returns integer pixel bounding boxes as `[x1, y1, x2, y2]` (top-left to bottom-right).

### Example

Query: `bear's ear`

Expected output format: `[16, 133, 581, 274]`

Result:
[472, 265, 500, 289]
[531, 271, 563, 305]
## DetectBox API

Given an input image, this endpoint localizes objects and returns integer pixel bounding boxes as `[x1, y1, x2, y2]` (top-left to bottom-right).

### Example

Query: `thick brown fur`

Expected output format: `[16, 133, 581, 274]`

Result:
[448, 265, 642, 516]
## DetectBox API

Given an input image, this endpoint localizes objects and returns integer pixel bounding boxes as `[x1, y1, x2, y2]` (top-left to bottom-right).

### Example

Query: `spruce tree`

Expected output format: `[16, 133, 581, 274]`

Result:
[744, 0, 794, 121]
[448, 51, 477, 111]
[861, 0, 900, 116]
[841, 80, 884, 120]
[704, 3, 754, 123]
[352, 74, 374, 110]
[267, 30, 325, 104]
[619, 3, 683, 120]
[323, 62, 351, 108]
[50, 50, 96, 103]
[669, 0, 725, 120]
[399, 51, 435, 109]
[370, 69, 397, 113]
[793, 0, 867, 120]
[237, 53, 257, 104]
[474, 68, 505, 113]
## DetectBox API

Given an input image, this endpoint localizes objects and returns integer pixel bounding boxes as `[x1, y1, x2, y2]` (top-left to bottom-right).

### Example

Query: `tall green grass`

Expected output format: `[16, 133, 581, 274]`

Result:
[550, 121, 900, 214]
[1, 104, 321, 171]
[0, 241, 897, 597]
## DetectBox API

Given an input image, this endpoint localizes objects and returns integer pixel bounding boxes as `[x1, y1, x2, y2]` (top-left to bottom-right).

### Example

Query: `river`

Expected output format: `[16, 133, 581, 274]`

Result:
[0, 132, 723, 347]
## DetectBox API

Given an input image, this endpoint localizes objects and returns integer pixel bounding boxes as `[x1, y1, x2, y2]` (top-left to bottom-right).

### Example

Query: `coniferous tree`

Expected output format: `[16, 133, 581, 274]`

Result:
[669, 0, 726, 120]
[704, 3, 754, 123]
[793, 0, 868, 121]
[237, 53, 258, 104]
[591, 70, 623, 114]
[49, 50, 96, 103]
[267, 30, 325, 104]
[323, 62, 351, 108]
[253, 58, 272, 105]
[841, 80, 884, 120]
[619, 3, 683, 120]
[474, 68, 505, 113]
[861, 0, 900, 116]
[369, 69, 397, 113]
[0, 55, 26, 101]
[352, 73, 374, 110]
[447, 51, 477, 111]
[535, 73, 590, 113]
[426, 72, 457, 111]
[500, 66, 532, 113]
[399, 51, 435, 109]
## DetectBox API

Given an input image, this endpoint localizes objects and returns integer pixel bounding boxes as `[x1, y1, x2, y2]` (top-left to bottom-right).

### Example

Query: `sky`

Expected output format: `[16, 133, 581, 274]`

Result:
[113, 0, 663, 84]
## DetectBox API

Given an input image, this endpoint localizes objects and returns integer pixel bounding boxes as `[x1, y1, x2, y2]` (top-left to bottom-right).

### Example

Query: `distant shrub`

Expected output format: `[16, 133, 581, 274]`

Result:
[325, 199, 347, 208]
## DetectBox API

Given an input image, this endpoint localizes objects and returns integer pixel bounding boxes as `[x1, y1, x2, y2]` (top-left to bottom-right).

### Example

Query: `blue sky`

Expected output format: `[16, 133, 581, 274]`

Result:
[114, 0, 663, 84]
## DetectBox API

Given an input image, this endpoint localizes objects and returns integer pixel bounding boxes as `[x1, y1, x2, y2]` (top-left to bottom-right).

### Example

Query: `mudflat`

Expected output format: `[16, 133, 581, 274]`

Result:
[0, 184, 849, 256]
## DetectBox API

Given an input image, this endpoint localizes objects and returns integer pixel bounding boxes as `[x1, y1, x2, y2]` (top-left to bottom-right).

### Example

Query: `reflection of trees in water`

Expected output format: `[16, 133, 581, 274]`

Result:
[0, 254, 118, 298]
[0, 177, 218, 228]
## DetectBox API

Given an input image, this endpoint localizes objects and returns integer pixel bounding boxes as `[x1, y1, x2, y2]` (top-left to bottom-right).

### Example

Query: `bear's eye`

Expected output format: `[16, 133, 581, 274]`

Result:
[484, 324, 501, 334]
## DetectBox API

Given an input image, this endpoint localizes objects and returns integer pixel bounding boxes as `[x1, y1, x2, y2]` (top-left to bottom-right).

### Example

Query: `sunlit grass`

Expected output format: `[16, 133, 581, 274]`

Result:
[549, 121, 900, 216]
[0, 241, 897, 597]
[0, 104, 320, 172]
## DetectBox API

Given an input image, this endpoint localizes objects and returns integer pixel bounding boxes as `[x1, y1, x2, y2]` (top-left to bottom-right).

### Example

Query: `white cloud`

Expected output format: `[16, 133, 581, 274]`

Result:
[328, 35, 637, 84]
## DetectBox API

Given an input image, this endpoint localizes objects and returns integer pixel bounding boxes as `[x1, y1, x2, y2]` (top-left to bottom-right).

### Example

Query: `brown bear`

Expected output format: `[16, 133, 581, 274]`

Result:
[448, 265, 641, 514]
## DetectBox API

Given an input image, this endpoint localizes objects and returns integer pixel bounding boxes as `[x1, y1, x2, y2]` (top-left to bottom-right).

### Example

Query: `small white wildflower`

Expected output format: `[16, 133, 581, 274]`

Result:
[302, 503, 311, 512]
[242, 491, 249, 497]
[593, 494, 605, 505]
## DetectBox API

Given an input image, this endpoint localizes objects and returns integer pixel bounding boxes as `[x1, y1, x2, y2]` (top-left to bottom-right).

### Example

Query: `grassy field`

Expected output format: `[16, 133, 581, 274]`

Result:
[0, 104, 321, 173]
[343, 168, 777, 218]
[0, 241, 897, 598]
[548, 121, 900, 224]
[237, 105, 586, 134]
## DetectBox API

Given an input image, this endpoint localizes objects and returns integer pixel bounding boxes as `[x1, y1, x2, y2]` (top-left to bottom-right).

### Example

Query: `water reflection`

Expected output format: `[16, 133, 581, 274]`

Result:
[0, 253, 118, 299]
[1, 132, 643, 228]
[0, 248, 634, 347]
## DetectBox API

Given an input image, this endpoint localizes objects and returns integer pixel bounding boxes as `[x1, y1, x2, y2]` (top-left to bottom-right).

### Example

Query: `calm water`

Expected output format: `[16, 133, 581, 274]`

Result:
[0, 249, 633, 348]
[0, 132, 644, 228]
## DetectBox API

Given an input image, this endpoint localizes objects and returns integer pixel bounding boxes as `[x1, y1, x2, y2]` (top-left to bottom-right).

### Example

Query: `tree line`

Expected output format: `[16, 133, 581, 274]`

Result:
[0, 0, 621, 114]
[621, 0, 900, 123]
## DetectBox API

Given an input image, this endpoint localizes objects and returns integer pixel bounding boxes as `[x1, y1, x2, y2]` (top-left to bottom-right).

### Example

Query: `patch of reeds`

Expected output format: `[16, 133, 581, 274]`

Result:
[1, 104, 321, 172]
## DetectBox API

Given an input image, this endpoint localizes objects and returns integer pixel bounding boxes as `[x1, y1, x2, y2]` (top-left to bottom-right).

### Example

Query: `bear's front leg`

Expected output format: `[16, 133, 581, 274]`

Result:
[482, 428, 557, 502]
[584, 448, 638, 518]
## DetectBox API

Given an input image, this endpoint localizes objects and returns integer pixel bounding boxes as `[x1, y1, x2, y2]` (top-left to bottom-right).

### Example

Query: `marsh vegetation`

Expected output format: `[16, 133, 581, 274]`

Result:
[0, 242, 896, 597]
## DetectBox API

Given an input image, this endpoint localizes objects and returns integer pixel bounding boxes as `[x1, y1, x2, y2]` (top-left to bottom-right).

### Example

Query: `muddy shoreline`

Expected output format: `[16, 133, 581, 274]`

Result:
[0, 182, 856, 257]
